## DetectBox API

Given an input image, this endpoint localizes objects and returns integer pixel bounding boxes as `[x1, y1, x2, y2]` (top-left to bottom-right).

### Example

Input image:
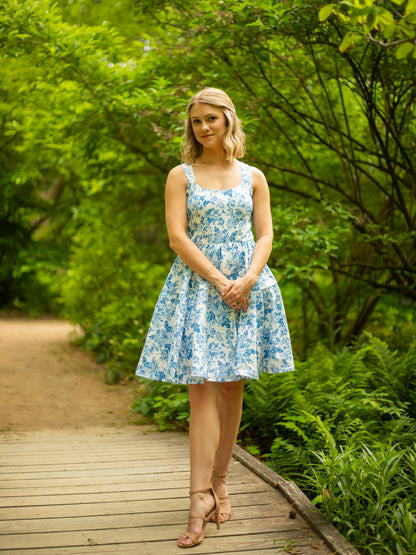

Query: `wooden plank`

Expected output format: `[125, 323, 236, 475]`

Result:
[0, 476, 263, 499]
[0, 532, 330, 554]
[0, 464, 190, 481]
[0, 466, 250, 492]
[0, 517, 326, 550]
[0, 467, 253, 492]
[0, 491, 276, 520]
[0, 505, 300, 534]
[0, 476, 190, 493]
[0, 453, 188, 466]
[0, 445, 188, 456]
[0, 459, 191, 474]
[0, 483, 271, 509]
[0, 432, 186, 449]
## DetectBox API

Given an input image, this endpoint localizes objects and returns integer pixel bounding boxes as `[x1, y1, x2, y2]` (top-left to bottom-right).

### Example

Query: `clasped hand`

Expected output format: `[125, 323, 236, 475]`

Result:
[220, 277, 252, 312]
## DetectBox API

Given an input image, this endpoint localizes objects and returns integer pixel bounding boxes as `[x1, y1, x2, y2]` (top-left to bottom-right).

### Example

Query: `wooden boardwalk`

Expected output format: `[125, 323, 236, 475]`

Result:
[0, 427, 358, 554]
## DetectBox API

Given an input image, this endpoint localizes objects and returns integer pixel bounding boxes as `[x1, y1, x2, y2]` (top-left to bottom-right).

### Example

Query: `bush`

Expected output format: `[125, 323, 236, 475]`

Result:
[61, 214, 169, 374]
[132, 379, 189, 431]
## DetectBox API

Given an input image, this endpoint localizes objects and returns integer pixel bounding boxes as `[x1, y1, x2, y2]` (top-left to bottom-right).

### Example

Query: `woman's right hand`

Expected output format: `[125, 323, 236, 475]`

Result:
[218, 279, 250, 312]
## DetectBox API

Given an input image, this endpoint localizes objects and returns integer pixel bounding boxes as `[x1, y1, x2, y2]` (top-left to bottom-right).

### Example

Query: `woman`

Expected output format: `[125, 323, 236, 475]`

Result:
[136, 87, 295, 548]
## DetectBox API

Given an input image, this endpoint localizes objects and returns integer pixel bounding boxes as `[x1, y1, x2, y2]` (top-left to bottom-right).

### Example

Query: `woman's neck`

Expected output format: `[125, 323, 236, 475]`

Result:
[197, 148, 233, 166]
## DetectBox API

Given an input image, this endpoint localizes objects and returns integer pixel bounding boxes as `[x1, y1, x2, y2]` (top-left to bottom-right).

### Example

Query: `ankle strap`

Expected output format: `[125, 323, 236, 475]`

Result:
[212, 468, 229, 478]
[189, 485, 212, 495]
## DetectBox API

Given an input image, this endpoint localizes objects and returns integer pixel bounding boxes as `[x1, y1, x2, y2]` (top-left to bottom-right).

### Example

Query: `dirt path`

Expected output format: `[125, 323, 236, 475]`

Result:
[0, 317, 145, 434]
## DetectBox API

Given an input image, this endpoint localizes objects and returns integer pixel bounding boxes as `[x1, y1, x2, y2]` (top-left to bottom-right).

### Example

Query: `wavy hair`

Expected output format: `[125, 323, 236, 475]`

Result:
[182, 88, 245, 163]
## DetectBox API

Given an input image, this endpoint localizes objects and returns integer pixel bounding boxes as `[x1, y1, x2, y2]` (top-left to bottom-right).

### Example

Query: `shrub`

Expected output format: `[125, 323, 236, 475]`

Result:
[61, 214, 169, 374]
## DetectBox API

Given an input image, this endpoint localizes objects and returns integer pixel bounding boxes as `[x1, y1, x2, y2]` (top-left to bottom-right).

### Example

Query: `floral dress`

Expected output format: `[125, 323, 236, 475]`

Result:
[135, 162, 295, 384]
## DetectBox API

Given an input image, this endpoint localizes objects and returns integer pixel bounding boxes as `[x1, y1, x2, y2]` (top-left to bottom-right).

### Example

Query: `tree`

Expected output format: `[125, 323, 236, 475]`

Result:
[320, 0, 416, 57]
[0, 0, 172, 309]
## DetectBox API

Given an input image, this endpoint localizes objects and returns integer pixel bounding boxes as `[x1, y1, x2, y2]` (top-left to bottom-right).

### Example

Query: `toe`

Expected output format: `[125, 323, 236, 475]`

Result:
[178, 534, 193, 547]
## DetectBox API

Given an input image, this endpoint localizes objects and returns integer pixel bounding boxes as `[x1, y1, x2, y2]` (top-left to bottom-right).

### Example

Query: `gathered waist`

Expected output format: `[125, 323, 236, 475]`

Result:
[194, 239, 255, 248]
[175, 239, 276, 291]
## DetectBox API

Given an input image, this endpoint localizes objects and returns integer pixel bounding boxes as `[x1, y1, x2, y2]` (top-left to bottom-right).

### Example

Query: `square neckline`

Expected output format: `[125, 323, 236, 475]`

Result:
[188, 162, 243, 192]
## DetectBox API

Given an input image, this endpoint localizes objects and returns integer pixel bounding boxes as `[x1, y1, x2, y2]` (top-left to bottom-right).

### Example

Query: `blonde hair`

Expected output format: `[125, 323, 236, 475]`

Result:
[182, 87, 245, 163]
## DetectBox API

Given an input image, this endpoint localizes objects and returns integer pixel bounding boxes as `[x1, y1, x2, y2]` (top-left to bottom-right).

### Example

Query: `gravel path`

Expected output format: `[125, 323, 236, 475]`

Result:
[0, 317, 142, 434]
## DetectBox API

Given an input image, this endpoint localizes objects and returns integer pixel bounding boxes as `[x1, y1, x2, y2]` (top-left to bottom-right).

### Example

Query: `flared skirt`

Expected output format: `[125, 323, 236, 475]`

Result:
[136, 253, 295, 384]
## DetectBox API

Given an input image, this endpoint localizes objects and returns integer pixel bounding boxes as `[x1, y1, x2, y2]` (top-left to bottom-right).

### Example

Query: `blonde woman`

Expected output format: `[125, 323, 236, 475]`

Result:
[136, 87, 295, 548]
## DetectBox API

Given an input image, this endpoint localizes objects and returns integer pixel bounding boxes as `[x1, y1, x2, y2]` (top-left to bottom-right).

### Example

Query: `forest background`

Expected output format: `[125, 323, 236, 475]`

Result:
[1, 0, 416, 552]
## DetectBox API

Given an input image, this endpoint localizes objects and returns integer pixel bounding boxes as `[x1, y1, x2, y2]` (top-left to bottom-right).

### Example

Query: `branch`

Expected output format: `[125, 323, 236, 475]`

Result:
[337, 261, 414, 272]
[365, 34, 416, 50]
[333, 267, 416, 298]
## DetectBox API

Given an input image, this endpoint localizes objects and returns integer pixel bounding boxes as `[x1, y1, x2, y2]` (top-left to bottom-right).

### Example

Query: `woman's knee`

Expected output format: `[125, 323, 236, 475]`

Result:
[188, 381, 218, 409]
[218, 380, 245, 403]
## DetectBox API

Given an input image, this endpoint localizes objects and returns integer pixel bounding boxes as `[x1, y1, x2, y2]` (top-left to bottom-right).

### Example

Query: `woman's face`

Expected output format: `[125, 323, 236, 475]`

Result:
[190, 102, 227, 148]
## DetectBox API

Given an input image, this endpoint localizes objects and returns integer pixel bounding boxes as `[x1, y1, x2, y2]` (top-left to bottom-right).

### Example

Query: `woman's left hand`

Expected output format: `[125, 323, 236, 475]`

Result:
[221, 276, 255, 311]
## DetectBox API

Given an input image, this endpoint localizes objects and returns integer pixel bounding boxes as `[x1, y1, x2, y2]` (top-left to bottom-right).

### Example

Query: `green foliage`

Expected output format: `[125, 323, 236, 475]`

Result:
[0, 0, 177, 312]
[319, 0, 416, 57]
[242, 335, 416, 471]
[60, 204, 169, 371]
[309, 443, 416, 554]
[2, 0, 415, 351]
[2, 3, 416, 549]
[132, 380, 189, 431]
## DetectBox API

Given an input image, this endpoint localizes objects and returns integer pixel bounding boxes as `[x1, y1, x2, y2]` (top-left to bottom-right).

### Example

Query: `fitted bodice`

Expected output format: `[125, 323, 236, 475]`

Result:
[183, 162, 254, 246]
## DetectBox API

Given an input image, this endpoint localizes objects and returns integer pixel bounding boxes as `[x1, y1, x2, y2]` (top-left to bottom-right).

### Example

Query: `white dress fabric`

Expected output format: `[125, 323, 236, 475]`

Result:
[136, 162, 295, 384]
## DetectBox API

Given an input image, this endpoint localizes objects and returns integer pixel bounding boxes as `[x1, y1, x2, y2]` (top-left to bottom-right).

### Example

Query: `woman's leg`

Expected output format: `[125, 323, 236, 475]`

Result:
[212, 379, 245, 520]
[178, 380, 220, 547]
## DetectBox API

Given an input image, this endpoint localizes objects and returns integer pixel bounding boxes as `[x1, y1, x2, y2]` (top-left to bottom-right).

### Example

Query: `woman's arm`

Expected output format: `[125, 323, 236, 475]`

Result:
[165, 165, 231, 294]
[221, 167, 273, 309]
[247, 166, 274, 280]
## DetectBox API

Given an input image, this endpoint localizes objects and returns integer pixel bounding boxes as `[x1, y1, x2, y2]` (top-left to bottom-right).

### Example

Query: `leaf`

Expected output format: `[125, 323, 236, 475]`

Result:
[396, 41, 414, 58]
[246, 17, 264, 27]
[382, 22, 398, 40]
[319, 4, 336, 22]
[366, 8, 376, 29]
[339, 32, 356, 52]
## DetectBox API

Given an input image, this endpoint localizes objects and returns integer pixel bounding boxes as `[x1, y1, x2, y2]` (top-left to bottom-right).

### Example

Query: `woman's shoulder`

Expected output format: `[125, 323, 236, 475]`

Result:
[165, 164, 188, 196]
[167, 164, 187, 182]
[168, 163, 187, 176]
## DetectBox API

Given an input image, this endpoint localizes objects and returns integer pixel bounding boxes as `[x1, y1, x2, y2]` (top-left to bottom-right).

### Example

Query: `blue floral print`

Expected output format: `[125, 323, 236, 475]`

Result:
[136, 162, 295, 384]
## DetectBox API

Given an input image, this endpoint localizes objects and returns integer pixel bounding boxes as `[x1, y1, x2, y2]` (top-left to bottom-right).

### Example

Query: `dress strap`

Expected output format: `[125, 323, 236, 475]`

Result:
[182, 163, 195, 189]
[240, 162, 253, 194]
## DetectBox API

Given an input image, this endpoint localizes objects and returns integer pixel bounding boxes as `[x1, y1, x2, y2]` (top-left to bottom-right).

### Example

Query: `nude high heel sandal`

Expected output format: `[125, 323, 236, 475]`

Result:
[178, 486, 220, 548]
[210, 469, 232, 523]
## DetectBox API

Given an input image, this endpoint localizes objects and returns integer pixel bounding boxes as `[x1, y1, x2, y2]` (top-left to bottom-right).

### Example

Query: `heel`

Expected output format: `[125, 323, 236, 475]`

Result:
[205, 486, 221, 530]
[210, 468, 232, 523]
[177, 485, 220, 548]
